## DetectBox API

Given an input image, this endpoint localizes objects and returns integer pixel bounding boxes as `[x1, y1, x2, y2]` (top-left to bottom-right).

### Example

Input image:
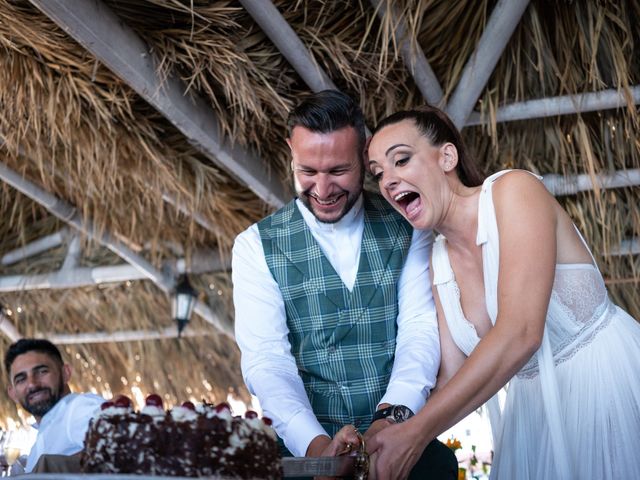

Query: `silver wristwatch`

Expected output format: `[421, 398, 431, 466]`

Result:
[372, 404, 414, 424]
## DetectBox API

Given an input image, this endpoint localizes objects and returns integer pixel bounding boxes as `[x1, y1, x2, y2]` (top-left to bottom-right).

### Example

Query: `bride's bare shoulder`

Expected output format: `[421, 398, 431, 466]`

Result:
[492, 170, 550, 201]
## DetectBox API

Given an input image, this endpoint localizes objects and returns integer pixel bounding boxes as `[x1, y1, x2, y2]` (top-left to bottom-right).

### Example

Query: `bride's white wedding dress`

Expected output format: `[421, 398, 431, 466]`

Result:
[431, 170, 640, 479]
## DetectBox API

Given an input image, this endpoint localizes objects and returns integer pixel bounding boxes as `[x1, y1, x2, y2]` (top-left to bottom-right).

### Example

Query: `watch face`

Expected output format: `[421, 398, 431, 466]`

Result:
[392, 405, 414, 423]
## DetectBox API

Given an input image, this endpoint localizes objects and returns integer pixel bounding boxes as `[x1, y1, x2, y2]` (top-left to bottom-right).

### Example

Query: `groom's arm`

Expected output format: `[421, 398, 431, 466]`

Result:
[378, 228, 441, 413]
[232, 224, 329, 457]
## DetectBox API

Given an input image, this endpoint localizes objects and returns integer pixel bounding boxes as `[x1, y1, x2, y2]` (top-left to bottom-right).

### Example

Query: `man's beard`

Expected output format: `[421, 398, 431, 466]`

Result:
[21, 376, 63, 418]
[299, 169, 364, 224]
[300, 188, 361, 224]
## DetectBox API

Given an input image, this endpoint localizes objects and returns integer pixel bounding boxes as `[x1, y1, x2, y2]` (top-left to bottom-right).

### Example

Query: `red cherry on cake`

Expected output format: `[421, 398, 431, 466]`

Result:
[245, 410, 258, 419]
[100, 401, 114, 410]
[262, 417, 273, 426]
[215, 402, 231, 413]
[181, 401, 196, 410]
[145, 394, 163, 407]
[114, 395, 132, 408]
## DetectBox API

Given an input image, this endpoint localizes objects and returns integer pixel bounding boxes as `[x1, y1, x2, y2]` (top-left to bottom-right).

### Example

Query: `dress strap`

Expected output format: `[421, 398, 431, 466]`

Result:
[476, 169, 543, 246]
[432, 234, 455, 285]
[572, 224, 600, 272]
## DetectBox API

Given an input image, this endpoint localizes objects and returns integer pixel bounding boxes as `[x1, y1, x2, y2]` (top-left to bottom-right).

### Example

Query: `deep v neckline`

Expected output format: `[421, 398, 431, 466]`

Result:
[440, 237, 484, 341]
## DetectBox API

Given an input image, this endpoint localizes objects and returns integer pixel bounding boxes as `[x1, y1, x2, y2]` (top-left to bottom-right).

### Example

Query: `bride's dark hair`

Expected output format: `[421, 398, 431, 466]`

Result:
[373, 106, 484, 187]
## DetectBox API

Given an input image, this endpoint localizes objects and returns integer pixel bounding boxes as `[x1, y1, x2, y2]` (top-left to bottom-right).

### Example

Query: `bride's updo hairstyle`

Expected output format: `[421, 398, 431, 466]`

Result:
[372, 105, 484, 187]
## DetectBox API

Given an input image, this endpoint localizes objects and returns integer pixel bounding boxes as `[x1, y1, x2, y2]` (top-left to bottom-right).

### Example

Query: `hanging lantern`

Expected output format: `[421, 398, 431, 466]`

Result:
[171, 275, 198, 337]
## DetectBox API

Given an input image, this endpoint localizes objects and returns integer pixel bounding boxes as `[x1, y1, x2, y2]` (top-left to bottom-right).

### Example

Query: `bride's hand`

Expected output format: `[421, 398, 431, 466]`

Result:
[367, 420, 426, 480]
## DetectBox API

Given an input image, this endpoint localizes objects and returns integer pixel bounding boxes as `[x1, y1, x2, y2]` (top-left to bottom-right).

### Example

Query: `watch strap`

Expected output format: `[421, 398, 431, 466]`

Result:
[372, 404, 414, 423]
[372, 405, 394, 422]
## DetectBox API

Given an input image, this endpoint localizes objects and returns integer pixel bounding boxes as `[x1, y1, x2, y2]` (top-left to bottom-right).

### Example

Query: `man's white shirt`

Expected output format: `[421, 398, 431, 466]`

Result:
[232, 195, 440, 457]
[26, 392, 104, 472]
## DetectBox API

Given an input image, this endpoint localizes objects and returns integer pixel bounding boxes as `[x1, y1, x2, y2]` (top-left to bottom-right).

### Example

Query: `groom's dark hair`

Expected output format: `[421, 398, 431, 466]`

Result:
[287, 90, 367, 155]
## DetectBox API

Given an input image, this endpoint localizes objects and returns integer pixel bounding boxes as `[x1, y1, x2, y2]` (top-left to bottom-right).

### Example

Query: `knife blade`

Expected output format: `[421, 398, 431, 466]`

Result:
[282, 455, 357, 477]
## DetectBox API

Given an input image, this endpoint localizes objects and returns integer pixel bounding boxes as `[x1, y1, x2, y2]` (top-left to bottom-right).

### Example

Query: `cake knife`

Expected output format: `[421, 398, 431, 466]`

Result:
[282, 451, 369, 479]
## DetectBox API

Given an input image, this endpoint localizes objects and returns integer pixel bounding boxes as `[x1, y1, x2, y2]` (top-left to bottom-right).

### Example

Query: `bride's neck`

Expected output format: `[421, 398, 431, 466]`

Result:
[436, 185, 480, 247]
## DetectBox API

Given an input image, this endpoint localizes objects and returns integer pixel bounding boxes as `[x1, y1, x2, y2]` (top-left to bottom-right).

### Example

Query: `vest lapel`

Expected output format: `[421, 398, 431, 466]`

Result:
[332, 194, 411, 340]
[263, 201, 346, 309]
[353, 194, 410, 307]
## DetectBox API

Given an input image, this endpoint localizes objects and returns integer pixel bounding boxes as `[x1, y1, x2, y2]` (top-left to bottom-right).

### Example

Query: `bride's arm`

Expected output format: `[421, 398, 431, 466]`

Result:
[369, 171, 557, 479]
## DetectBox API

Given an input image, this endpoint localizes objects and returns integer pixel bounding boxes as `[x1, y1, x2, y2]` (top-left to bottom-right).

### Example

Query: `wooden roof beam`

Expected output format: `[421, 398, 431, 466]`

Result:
[238, 0, 336, 92]
[0, 250, 230, 292]
[369, 0, 444, 106]
[446, 0, 530, 129]
[0, 161, 233, 339]
[45, 327, 212, 345]
[609, 238, 640, 257]
[1, 229, 69, 266]
[543, 168, 640, 196]
[28, 0, 287, 208]
[239, 1, 378, 136]
[0, 265, 153, 292]
[466, 86, 640, 125]
[61, 234, 81, 271]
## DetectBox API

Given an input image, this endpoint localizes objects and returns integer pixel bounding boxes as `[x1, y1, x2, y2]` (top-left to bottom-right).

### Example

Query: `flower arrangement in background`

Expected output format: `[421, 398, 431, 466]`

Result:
[446, 437, 462, 452]
[445, 438, 466, 480]
[470, 445, 478, 470]
[445, 437, 491, 479]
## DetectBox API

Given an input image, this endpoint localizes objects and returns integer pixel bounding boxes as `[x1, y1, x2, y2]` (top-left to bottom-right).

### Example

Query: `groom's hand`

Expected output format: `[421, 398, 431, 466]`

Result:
[305, 434, 332, 457]
[307, 426, 361, 480]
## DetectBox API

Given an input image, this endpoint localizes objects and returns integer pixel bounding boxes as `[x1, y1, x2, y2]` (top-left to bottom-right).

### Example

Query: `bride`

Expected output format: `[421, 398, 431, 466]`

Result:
[365, 105, 640, 479]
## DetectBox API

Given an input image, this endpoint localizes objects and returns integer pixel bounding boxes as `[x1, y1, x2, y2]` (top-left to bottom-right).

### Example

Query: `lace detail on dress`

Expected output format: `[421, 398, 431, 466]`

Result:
[553, 266, 607, 325]
[517, 266, 611, 379]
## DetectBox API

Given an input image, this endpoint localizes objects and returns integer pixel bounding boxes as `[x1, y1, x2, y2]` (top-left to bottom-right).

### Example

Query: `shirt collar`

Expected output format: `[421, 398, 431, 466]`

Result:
[296, 194, 364, 232]
[31, 393, 74, 430]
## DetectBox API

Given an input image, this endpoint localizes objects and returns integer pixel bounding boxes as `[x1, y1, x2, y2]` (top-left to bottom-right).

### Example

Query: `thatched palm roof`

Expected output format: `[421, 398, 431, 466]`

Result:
[1, 0, 638, 423]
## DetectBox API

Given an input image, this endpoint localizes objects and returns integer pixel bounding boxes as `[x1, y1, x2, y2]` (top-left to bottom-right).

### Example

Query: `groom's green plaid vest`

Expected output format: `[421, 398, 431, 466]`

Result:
[258, 192, 412, 436]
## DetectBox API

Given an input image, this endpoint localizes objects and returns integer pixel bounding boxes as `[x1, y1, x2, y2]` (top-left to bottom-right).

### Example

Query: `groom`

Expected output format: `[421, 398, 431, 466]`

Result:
[232, 90, 457, 478]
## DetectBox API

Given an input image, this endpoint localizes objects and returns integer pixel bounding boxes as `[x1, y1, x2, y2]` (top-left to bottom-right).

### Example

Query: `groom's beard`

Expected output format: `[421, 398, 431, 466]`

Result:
[298, 168, 364, 224]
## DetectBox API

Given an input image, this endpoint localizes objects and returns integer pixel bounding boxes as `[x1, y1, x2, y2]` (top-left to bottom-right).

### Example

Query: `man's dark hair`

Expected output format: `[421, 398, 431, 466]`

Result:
[287, 89, 367, 154]
[4, 338, 64, 375]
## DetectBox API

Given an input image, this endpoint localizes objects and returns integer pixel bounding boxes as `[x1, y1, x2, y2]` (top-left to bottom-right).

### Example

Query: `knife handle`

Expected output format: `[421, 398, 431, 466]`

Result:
[354, 431, 369, 480]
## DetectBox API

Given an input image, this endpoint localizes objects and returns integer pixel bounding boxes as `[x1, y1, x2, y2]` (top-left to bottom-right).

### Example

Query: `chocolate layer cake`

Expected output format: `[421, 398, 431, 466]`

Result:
[81, 394, 281, 479]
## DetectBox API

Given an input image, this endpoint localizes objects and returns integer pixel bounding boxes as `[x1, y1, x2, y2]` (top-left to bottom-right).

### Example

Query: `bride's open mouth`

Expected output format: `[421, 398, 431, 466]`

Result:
[393, 190, 422, 218]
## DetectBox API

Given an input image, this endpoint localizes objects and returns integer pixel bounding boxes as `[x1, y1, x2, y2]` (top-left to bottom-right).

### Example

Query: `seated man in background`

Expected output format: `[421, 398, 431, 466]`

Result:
[4, 338, 104, 472]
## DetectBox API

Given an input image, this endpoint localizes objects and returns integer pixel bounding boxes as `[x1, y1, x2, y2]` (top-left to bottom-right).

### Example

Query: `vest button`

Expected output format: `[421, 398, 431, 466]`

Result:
[327, 346, 336, 354]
